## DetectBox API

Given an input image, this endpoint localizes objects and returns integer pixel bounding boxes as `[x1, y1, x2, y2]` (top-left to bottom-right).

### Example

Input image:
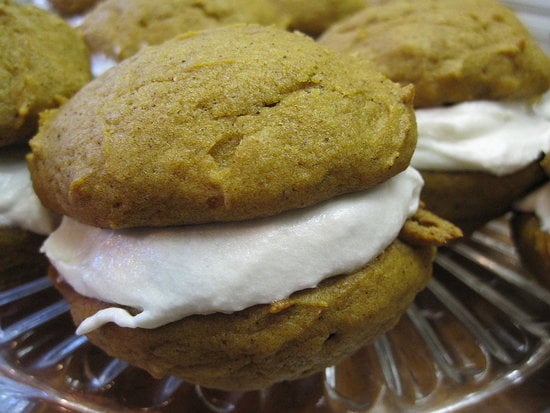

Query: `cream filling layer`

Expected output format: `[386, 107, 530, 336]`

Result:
[0, 153, 57, 235]
[412, 91, 550, 176]
[43, 167, 423, 334]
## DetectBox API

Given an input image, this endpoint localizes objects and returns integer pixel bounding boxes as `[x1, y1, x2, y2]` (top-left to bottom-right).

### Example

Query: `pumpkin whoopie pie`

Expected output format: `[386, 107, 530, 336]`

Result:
[319, 0, 550, 233]
[28, 25, 460, 391]
[0, 0, 88, 287]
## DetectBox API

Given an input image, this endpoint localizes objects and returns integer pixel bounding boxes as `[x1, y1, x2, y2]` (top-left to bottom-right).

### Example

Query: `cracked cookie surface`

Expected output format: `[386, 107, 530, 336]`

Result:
[28, 25, 416, 229]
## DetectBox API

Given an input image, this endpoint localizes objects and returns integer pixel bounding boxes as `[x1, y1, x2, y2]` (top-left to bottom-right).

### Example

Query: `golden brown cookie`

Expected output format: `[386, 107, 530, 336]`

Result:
[268, 0, 366, 37]
[48, 0, 100, 16]
[53, 238, 435, 391]
[400, 206, 463, 245]
[318, 0, 550, 108]
[79, 0, 290, 61]
[28, 25, 417, 229]
[0, 0, 91, 147]
[420, 161, 546, 234]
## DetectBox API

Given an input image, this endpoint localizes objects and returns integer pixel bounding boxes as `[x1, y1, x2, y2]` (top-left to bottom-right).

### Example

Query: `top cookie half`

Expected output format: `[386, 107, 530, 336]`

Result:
[319, 0, 550, 108]
[79, 0, 290, 61]
[0, 0, 91, 146]
[28, 25, 416, 229]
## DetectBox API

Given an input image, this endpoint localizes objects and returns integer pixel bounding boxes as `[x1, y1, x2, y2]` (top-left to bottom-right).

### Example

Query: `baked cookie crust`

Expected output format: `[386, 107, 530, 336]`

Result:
[0, 0, 91, 146]
[319, 0, 550, 107]
[79, 0, 290, 61]
[29, 25, 417, 229]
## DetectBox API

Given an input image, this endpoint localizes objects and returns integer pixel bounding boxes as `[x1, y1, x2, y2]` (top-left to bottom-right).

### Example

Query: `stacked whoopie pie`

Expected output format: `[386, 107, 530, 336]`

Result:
[28, 25, 460, 391]
[0, 0, 90, 288]
[319, 0, 550, 233]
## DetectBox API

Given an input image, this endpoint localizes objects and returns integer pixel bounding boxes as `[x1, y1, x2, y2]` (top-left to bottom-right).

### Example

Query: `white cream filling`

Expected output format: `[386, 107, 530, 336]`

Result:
[90, 53, 118, 78]
[411, 91, 550, 176]
[0, 153, 57, 235]
[42, 167, 423, 334]
[515, 182, 550, 233]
